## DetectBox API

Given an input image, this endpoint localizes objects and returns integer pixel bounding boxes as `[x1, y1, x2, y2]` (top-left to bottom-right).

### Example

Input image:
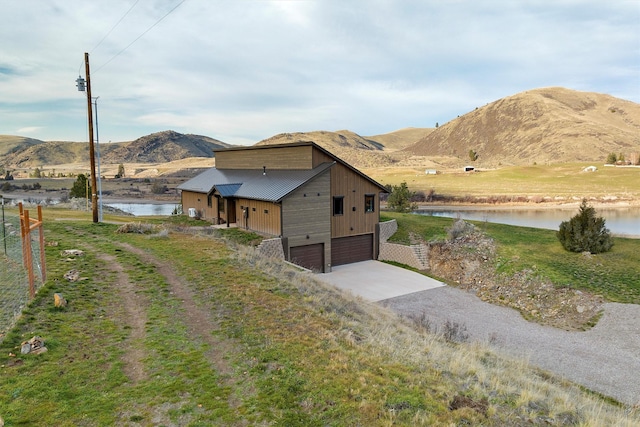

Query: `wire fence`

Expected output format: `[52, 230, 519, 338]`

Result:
[0, 203, 46, 340]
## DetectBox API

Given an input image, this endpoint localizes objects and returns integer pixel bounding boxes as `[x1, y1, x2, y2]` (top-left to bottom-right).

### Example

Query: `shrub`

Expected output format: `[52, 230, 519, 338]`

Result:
[557, 200, 613, 254]
[151, 181, 168, 194]
[387, 182, 418, 213]
[70, 174, 90, 199]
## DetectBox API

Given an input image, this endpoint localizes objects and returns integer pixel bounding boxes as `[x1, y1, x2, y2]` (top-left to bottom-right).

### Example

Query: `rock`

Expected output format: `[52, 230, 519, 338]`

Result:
[54, 293, 67, 307]
[64, 269, 80, 282]
[20, 336, 47, 355]
[576, 305, 585, 314]
[61, 249, 84, 257]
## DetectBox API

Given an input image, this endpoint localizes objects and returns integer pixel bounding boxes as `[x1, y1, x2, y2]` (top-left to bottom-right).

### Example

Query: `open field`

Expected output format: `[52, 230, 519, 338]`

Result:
[1, 211, 638, 425]
[365, 164, 640, 201]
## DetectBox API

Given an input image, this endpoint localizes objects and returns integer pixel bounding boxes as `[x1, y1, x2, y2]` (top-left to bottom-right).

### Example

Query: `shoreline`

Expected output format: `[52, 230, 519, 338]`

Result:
[413, 199, 640, 211]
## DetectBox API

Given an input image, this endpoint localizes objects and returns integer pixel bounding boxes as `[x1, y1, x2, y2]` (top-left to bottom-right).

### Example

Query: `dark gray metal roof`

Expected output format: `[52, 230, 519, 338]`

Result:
[177, 162, 335, 202]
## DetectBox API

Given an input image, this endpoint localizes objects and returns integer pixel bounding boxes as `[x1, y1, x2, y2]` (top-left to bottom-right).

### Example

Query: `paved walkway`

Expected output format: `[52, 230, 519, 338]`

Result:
[319, 260, 444, 301]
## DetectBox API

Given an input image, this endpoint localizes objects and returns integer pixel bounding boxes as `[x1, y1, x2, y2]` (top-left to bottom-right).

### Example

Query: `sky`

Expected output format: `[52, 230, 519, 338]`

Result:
[1, 0, 638, 145]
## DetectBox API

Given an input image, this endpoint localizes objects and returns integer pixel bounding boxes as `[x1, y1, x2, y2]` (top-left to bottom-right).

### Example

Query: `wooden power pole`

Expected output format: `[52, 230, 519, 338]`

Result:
[84, 52, 99, 223]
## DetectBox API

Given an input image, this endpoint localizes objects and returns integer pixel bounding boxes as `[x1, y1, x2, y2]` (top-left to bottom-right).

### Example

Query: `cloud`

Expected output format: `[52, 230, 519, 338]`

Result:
[0, 0, 637, 144]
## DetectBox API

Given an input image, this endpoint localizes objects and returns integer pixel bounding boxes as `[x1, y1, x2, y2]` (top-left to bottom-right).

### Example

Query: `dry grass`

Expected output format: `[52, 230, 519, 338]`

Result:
[233, 244, 639, 426]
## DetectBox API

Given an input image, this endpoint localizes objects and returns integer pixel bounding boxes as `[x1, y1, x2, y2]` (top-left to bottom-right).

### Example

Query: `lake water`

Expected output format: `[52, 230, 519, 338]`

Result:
[105, 202, 179, 216]
[416, 206, 640, 237]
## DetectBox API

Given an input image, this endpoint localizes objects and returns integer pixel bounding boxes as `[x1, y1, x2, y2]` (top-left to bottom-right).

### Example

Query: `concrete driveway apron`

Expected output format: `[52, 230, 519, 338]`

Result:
[318, 260, 444, 301]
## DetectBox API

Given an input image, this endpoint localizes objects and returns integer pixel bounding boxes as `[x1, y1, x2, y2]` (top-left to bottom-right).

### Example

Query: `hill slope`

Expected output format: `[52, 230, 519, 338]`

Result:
[256, 130, 400, 168]
[0, 135, 46, 159]
[100, 130, 231, 163]
[404, 87, 640, 167]
[0, 130, 232, 168]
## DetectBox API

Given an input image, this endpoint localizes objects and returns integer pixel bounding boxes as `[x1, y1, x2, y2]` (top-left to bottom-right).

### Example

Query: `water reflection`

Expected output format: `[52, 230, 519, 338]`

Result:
[105, 203, 178, 216]
[416, 207, 640, 237]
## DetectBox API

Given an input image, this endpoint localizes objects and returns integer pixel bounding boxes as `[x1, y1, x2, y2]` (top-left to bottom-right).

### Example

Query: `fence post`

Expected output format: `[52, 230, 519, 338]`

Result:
[37, 205, 46, 283]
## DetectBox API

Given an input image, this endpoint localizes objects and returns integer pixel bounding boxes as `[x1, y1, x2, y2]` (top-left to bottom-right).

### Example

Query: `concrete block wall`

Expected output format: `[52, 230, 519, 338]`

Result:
[379, 219, 398, 243]
[377, 219, 429, 270]
[257, 238, 285, 260]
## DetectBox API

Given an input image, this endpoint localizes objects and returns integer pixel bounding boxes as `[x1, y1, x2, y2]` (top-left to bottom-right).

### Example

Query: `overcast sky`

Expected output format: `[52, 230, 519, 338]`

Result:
[1, 0, 638, 145]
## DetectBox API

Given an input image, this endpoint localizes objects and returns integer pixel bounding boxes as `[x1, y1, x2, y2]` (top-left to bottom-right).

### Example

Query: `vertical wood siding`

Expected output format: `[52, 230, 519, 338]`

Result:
[181, 191, 216, 221]
[236, 199, 282, 236]
[329, 162, 382, 238]
[282, 170, 332, 272]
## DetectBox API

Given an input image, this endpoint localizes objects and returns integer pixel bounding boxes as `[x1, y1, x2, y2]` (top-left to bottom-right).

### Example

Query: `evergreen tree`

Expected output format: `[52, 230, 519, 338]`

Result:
[70, 174, 91, 199]
[387, 182, 417, 213]
[557, 199, 613, 254]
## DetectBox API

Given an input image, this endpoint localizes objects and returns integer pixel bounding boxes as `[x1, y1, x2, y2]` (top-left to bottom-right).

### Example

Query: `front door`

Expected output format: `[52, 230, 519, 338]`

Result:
[227, 199, 236, 224]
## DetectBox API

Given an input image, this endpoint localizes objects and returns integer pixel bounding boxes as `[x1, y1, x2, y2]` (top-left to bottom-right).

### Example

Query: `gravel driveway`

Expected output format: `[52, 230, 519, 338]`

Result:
[381, 286, 640, 406]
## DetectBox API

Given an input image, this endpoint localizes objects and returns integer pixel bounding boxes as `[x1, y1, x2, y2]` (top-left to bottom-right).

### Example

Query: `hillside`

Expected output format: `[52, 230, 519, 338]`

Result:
[100, 130, 231, 163]
[256, 130, 400, 168]
[366, 127, 434, 151]
[404, 87, 640, 167]
[0, 135, 46, 159]
[0, 130, 232, 169]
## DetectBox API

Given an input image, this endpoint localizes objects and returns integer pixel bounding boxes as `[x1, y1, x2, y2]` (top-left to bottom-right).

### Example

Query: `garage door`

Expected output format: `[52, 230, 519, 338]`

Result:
[331, 234, 373, 266]
[290, 244, 324, 272]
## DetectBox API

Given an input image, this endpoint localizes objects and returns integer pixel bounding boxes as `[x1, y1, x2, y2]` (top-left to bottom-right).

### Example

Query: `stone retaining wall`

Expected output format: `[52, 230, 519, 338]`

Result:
[377, 219, 429, 270]
[257, 238, 285, 260]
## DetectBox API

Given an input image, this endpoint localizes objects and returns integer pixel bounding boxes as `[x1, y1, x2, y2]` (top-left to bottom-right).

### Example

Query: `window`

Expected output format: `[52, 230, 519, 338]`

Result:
[333, 196, 344, 216]
[207, 194, 213, 208]
[217, 197, 225, 213]
[364, 194, 375, 213]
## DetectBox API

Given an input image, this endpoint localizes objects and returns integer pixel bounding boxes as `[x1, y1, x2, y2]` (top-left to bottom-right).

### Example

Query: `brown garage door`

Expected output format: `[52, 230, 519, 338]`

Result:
[331, 234, 373, 266]
[290, 244, 324, 272]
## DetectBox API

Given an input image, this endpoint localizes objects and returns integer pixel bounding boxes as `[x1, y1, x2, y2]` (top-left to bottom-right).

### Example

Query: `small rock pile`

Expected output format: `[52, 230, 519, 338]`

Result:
[21, 336, 47, 355]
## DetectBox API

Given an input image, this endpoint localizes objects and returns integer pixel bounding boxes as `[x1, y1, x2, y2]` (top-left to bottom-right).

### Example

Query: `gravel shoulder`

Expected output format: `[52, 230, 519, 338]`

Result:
[381, 286, 640, 406]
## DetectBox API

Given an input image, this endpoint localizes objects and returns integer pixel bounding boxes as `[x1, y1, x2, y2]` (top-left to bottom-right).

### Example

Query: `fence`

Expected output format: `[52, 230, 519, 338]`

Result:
[0, 201, 46, 339]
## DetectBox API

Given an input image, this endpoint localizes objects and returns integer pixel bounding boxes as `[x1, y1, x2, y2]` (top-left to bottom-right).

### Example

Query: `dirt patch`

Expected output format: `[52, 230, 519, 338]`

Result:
[426, 222, 604, 330]
[116, 243, 235, 378]
[97, 253, 149, 384]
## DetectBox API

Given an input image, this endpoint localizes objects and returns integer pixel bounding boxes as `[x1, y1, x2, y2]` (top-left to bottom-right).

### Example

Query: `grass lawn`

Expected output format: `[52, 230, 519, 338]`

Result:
[367, 163, 640, 199]
[381, 211, 640, 303]
[0, 212, 638, 425]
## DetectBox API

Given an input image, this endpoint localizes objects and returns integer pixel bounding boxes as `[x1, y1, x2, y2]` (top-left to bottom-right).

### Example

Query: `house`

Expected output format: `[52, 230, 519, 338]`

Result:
[177, 142, 388, 272]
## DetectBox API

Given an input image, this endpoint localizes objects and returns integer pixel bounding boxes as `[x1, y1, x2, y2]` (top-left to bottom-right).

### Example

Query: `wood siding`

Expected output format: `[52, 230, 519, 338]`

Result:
[181, 190, 216, 221]
[282, 170, 331, 272]
[236, 199, 282, 236]
[329, 162, 382, 238]
[216, 145, 314, 170]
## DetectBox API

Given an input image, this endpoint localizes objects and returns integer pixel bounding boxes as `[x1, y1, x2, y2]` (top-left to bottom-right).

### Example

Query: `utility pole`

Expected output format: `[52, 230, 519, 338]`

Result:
[83, 52, 99, 223]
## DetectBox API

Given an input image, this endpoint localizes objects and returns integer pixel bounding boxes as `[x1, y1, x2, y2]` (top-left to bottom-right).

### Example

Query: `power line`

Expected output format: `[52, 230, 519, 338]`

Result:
[90, 0, 142, 55]
[94, 0, 187, 74]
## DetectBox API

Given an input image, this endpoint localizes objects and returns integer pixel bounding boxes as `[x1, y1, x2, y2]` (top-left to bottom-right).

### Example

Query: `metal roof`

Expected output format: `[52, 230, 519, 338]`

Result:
[177, 162, 335, 202]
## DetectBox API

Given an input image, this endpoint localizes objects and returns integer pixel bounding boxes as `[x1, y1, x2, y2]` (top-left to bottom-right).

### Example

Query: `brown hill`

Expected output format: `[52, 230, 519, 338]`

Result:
[0, 130, 233, 168]
[366, 127, 434, 151]
[0, 135, 46, 160]
[256, 130, 400, 168]
[404, 87, 640, 167]
[100, 130, 231, 163]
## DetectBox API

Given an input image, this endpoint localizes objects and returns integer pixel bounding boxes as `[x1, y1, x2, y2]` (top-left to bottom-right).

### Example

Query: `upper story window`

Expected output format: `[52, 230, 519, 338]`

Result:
[333, 196, 344, 216]
[364, 194, 375, 213]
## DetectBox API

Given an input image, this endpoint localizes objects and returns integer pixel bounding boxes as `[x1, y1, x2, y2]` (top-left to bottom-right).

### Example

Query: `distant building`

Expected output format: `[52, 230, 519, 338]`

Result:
[425, 169, 437, 175]
[463, 166, 475, 172]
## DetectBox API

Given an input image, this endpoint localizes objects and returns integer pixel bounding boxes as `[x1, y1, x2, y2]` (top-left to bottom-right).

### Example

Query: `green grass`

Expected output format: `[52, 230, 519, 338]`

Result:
[369, 163, 640, 199]
[382, 211, 640, 303]
[0, 212, 638, 425]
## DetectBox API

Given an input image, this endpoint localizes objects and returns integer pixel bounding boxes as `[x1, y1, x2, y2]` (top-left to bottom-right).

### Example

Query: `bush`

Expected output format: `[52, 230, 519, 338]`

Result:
[386, 182, 418, 213]
[557, 200, 613, 254]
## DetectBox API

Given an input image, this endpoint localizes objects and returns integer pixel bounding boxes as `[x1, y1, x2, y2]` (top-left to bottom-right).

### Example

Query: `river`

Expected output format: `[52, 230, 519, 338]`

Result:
[415, 206, 640, 237]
